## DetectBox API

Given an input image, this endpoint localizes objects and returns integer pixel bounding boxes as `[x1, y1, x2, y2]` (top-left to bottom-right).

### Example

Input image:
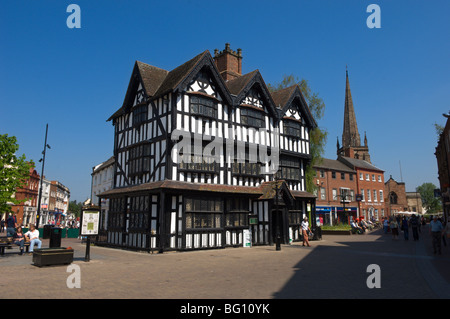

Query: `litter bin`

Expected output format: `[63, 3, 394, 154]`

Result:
[49, 227, 62, 248]
[312, 226, 322, 240]
[43, 225, 53, 239]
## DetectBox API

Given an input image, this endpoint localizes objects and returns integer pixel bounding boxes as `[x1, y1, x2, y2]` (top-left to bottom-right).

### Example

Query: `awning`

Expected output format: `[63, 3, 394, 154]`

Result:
[98, 180, 316, 200]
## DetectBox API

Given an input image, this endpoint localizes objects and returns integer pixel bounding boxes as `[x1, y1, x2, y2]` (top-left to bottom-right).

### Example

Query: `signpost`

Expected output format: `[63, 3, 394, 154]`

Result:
[80, 206, 100, 262]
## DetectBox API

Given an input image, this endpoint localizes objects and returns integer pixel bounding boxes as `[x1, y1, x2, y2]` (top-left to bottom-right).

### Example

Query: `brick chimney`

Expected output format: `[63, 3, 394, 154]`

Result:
[213, 43, 242, 81]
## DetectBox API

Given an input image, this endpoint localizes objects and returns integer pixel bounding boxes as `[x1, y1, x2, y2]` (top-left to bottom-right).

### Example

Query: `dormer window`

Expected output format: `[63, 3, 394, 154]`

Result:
[190, 95, 217, 119]
[283, 119, 301, 138]
[240, 106, 265, 128]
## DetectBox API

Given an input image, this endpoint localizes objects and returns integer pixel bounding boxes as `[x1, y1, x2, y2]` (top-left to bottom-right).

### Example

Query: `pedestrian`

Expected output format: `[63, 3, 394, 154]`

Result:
[13, 227, 25, 255]
[401, 216, 409, 240]
[24, 224, 42, 253]
[390, 217, 399, 240]
[301, 217, 311, 247]
[429, 216, 443, 255]
[383, 218, 389, 234]
[410, 214, 419, 241]
[6, 213, 17, 237]
[0, 219, 5, 233]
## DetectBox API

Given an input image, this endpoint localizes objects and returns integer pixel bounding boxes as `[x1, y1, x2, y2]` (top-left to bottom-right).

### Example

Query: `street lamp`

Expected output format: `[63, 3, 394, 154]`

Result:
[36, 124, 50, 228]
[337, 192, 351, 224]
[274, 179, 281, 251]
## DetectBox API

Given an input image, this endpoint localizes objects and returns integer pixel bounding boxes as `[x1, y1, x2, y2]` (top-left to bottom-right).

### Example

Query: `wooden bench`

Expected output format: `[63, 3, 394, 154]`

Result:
[0, 237, 31, 255]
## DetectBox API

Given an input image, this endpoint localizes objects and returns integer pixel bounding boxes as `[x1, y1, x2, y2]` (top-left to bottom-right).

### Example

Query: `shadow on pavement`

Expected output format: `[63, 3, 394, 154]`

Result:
[273, 227, 450, 299]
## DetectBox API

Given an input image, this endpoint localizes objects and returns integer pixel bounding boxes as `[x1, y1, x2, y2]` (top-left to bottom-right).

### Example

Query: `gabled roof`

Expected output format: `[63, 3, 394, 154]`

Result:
[154, 50, 233, 105]
[313, 158, 356, 173]
[108, 50, 233, 121]
[226, 70, 278, 117]
[108, 61, 169, 121]
[136, 61, 169, 97]
[337, 156, 384, 172]
[152, 51, 209, 98]
[271, 85, 317, 129]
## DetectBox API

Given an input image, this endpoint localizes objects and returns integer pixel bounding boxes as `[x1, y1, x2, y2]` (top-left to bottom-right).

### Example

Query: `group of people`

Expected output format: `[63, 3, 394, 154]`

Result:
[382, 214, 423, 241]
[350, 218, 377, 234]
[2, 213, 42, 255]
[382, 214, 448, 255]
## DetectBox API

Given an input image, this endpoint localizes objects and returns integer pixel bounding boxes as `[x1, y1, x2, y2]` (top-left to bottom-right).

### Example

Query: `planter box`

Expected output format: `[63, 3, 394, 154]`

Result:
[321, 230, 352, 235]
[32, 248, 74, 267]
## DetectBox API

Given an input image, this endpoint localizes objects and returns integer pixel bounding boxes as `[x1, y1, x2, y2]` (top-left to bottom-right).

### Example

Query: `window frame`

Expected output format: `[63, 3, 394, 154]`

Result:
[240, 106, 265, 129]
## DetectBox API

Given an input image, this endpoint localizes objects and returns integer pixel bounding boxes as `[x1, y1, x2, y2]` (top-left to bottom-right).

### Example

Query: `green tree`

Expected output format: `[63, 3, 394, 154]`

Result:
[68, 200, 83, 218]
[434, 123, 444, 140]
[0, 134, 34, 215]
[268, 75, 327, 192]
[416, 182, 442, 215]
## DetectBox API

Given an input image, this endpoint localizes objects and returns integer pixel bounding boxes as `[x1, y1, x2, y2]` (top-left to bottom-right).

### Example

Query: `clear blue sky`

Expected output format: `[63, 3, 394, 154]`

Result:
[1, 0, 449, 202]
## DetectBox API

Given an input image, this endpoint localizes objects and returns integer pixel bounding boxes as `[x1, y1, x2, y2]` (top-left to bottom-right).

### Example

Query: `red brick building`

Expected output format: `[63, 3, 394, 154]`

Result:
[11, 167, 40, 226]
[384, 176, 407, 216]
[313, 158, 358, 224]
[338, 156, 385, 221]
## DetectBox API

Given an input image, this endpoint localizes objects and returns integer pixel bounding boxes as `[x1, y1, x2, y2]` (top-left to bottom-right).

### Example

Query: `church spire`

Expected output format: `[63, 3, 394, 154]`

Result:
[342, 69, 361, 148]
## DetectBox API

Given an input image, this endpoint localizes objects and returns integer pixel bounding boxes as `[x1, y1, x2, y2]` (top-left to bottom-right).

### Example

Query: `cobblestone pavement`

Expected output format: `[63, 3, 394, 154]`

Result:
[0, 224, 449, 300]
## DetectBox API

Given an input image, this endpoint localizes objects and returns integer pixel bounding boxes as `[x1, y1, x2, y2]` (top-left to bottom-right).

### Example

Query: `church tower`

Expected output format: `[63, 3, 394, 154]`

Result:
[337, 69, 371, 163]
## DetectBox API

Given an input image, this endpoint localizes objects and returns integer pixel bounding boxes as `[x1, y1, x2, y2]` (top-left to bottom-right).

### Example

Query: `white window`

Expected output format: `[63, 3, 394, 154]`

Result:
[320, 188, 326, 200]
[372, 174, 375, 181]
[373, 190, 377, 202]
[366, 174, 370, 181]
[360, 173, 363, 180]
[361, 189, 365, 201]
[367, 189, 371, 202]
[332, 189, 337, 201]
[378, 175, 382, 182]
[380, 190, 384, 202]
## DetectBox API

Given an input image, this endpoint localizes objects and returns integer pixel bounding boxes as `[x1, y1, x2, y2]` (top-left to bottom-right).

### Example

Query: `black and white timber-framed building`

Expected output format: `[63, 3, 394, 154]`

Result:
[98, 44, 318, 252]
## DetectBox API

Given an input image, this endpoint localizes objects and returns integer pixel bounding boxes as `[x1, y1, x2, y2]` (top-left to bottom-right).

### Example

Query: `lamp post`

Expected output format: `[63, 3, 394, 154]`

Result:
[275, 180, 281, 251]
[36, 124, 50, 228]
[337, 192, 351, 224]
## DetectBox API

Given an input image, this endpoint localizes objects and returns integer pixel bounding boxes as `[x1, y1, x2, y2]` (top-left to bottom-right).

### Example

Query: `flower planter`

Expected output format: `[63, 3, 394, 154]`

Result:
[32, 248, 74, 267]
[321, 230, 352, 235]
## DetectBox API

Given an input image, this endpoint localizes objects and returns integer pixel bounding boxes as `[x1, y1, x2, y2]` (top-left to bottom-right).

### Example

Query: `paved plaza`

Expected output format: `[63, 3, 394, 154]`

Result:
[0, 224, 449, 300]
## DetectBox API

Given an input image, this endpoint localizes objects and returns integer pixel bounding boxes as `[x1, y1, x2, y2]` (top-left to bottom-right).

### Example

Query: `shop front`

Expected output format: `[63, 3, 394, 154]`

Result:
[316, 206, 357, 225]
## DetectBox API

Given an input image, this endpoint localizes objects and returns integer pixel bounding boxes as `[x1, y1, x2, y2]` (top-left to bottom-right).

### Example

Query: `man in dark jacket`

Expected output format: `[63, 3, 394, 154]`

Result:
[6, 213, 17, 237]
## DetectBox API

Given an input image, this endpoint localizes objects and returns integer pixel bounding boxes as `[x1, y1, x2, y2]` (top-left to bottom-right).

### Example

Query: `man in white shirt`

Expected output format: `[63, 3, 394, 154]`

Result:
[25, 224, 42, 252]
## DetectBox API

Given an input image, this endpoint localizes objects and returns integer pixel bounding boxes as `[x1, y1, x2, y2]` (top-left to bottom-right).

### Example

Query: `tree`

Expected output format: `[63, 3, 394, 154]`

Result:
[416, 182, 442, 215]
[268, 75, 327, 192]
[434, 123, 444, 140]
[68, 200, 83, 218]
[0, 134, 34, 216]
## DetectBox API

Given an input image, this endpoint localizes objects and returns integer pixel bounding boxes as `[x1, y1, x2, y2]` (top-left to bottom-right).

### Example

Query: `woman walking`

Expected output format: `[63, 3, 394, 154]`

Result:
[301, 217, 311, 247]
[390, 217, 399, 240]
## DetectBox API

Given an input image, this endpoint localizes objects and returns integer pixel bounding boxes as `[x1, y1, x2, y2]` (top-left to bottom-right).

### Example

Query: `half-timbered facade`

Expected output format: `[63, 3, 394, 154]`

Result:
[98, 44, 317, 251]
